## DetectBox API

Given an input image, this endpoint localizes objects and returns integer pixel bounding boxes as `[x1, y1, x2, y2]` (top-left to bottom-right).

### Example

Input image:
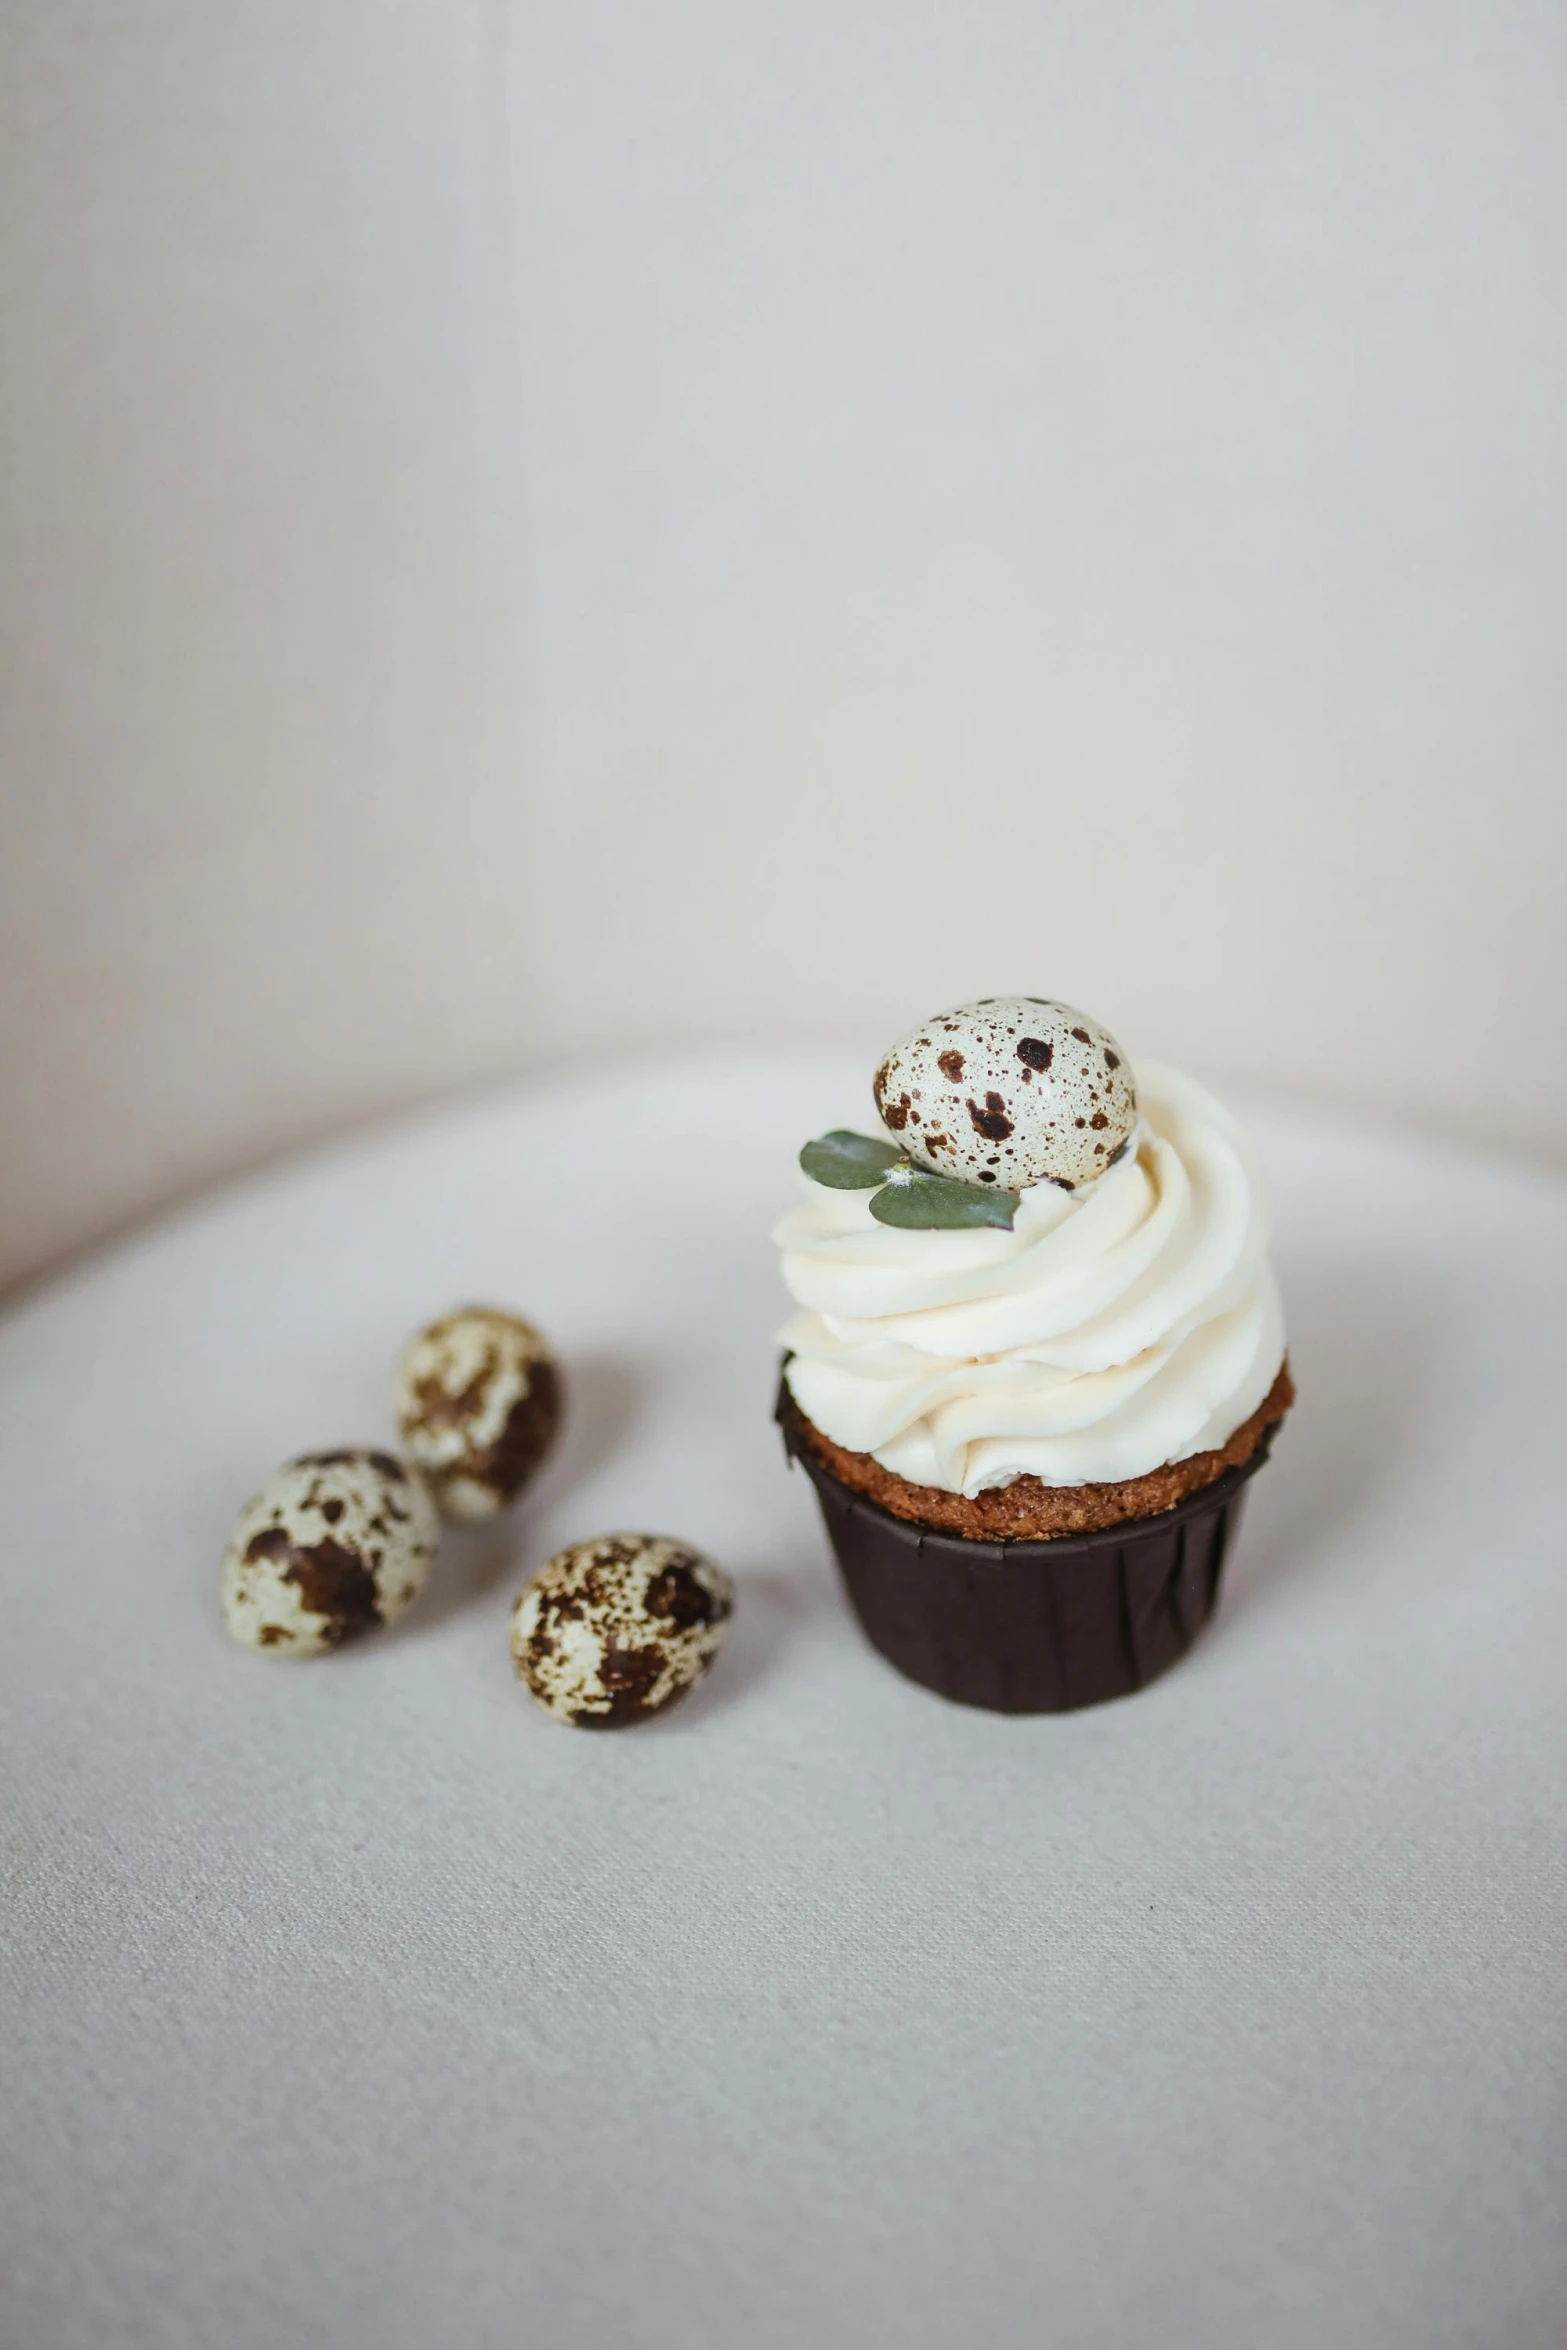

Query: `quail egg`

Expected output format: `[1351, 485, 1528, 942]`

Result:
[510, 1533, 734, 1727]
[872, 997, 1137, 1192]
[396, 1306, 563, 1522]
[221, 1448, 438, 1653]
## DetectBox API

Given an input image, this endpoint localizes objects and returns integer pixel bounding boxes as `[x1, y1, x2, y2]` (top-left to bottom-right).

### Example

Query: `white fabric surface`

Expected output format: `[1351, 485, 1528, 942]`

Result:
[2, 1052, 1565, 2350]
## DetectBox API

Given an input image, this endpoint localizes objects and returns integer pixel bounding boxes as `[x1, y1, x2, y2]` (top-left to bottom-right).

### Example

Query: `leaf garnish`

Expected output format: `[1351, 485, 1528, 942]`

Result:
[868, 1164, 1020, 1231]
[799, 1130, 904, 1188]
[799, 1129, 1020, 1227]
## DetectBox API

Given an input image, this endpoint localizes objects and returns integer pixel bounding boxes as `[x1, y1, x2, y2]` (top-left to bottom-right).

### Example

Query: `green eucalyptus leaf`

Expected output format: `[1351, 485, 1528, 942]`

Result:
[869, 1166, 1020, 1230]
[799, 1129, 904, 1188]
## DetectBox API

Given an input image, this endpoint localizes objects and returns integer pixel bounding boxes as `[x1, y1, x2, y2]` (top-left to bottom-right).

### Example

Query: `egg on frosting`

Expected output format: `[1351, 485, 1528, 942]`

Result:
[511, 1533, 734, 1728]
[396, 1306, 562, 1522]
[221, 1448, 438, 1653]
[872, 997, 1137, 1192]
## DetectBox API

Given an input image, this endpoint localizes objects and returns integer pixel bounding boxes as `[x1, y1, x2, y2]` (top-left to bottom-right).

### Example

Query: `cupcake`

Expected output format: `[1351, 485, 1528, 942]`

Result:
[773, 998, 1293, 1712]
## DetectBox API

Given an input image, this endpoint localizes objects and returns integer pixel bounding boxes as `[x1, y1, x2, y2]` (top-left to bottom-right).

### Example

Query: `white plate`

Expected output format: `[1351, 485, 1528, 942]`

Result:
[3, 1053, 1564, 2350]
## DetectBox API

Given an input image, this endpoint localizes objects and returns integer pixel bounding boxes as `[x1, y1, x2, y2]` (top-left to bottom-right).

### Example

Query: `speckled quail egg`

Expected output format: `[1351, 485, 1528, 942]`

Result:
[872, 997, 1137, 1192]
[220, 1448, 438, 1653]
[395, 1306, 563, 1522]
[510, 1534, 734, 1728]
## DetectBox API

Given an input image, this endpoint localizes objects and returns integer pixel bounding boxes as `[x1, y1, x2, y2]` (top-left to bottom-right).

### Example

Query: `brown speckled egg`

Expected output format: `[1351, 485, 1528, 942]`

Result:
[872, 997, 1137, 1192]
[220, 1449, 438, 1654]
[395, 1306, 563, 1522]
[510, 1534, 734, 1728]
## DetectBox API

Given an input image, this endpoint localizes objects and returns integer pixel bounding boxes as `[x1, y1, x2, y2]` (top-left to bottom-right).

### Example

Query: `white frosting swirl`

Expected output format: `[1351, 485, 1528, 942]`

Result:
[775, 1062, 1285, 1496]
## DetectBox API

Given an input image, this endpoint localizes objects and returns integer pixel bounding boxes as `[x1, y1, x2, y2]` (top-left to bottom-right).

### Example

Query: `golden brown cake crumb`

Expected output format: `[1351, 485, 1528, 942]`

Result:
[784, 1361, 1295, 1540]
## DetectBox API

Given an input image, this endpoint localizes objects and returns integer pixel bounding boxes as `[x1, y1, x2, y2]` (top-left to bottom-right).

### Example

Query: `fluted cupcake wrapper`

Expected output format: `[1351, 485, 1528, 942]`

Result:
[778, 1379, 1277, 1714]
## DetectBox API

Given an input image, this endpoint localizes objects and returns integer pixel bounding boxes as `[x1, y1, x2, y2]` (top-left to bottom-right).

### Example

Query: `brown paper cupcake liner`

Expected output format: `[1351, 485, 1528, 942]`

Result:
[777, 1375, 1277, 1714]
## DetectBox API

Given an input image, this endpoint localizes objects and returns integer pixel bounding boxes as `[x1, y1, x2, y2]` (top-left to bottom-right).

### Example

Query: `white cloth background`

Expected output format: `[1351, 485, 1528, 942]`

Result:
[5, 0, 1566, 1291]
[3, 1054, 1565, 2349]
